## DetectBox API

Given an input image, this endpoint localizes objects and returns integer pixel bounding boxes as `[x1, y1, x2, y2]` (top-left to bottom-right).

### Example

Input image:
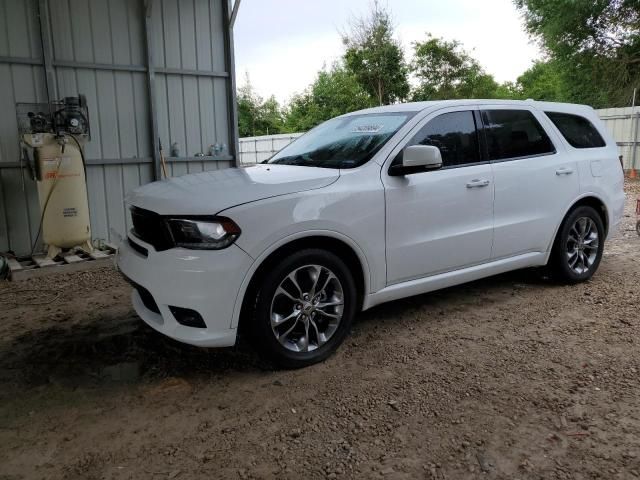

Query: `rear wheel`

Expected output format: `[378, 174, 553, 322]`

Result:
[249, 249, 357, 368]
[549, 206, 604, 283]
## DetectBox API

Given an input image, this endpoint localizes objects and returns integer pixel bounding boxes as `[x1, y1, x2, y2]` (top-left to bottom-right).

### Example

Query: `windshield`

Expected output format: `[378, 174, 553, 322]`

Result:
[267, 112, 415, 169]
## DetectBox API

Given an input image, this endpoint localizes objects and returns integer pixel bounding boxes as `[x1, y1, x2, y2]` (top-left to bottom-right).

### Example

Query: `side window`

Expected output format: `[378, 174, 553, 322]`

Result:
[400, 111, 480, 168]
[481, 109, 555, 161]
[545, 111, 606, 149]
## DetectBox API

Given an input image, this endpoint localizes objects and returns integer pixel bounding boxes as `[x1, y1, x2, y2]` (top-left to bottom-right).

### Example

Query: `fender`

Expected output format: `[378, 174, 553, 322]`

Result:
[230, 229, 372, 329]
[542, 191, 609, 264]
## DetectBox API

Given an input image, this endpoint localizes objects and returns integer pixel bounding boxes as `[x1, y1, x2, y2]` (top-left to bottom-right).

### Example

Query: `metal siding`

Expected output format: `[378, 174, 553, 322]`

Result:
[0, 169, 8, 251]
[596, 107, 640, 170]
[0, 0, 235, 255]
[195, 0, 212, 71]
[86, 165, 108, 242]
[198, 76, 215, 154]
[1, 168, 32, 252]
[114, 71, 138, 158]
[161, 0, 180, 69]
[5, 0, 34, 58]
[213, 77, 229, 150]
[210, 0, 225, 72]
[183, 76, 202, 155]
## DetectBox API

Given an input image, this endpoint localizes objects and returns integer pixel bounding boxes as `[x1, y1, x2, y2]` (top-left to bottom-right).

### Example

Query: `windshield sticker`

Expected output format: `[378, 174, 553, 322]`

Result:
[351, 124, 383, 134]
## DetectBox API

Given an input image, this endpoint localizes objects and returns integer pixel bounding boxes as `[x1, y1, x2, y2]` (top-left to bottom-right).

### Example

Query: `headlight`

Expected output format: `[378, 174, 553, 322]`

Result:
[167, 217, 241, 250]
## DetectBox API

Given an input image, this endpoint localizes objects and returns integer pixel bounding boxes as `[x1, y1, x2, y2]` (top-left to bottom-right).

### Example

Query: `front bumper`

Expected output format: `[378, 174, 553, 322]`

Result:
[116, 234, 253, 347]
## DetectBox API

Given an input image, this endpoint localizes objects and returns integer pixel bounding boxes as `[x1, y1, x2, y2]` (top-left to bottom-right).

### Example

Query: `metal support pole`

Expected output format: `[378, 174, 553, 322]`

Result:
[143, 0, 161, 181]
[223, 0, 240, 167]
[230, 0, 241, 28]
[37, 0, 57, 102]
[632, 88, 639, 172]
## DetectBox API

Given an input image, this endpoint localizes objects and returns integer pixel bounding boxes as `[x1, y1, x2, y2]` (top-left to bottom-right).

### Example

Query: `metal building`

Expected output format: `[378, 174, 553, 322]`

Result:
[0, 0, 239, 255]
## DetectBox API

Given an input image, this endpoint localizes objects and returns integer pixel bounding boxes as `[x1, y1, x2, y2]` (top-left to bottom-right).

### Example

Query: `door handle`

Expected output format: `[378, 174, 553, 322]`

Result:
[556, 167, 574, 176]
[466, 179, 490, 188]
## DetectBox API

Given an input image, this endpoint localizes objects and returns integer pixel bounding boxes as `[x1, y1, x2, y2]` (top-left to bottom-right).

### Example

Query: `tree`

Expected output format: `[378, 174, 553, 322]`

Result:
[410, 35, 504, 100]
[515, 60, 566, 102]
[342, 1, 410, 105]
[284, 64, 375, 132]
[515, 0, 640, 107]
[237, 74, 286, 137]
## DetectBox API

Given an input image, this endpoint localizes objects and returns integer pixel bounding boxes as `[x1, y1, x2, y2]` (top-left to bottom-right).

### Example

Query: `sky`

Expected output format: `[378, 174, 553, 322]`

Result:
[234, 0, 543, 104]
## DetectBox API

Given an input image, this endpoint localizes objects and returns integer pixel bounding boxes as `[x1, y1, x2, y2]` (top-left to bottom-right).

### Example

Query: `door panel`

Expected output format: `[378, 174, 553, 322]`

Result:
[491, 155, 579, 258]
[384, 164, 494, 284]
[383, 108, 494, 285]
[484, 108, 579, 258]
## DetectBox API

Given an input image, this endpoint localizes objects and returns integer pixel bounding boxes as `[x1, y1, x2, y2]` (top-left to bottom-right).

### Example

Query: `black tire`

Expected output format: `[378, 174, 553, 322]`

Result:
[549, 206, 605, 283]
[249, 248, 357, 369]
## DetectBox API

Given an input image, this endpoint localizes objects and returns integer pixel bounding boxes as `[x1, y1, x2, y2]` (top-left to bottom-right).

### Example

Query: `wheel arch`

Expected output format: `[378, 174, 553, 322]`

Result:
[231, 232, 370, 330]
[565, 195, 609, 236]
[545, 194, 609, 262]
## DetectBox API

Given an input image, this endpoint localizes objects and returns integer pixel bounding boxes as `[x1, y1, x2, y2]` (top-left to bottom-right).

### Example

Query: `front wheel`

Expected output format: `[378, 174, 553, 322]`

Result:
[549, 206, 605, 283]
[249, 249, 357, 368]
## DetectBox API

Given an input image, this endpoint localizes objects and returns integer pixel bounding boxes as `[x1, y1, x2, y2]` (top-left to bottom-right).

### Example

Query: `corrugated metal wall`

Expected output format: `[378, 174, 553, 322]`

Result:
[0, 0, 237, 255]
[239, 132, 302, 165]
[596, 107, 640, 170]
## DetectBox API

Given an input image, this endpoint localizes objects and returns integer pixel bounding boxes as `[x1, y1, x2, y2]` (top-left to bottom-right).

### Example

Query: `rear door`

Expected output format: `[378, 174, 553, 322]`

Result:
[483, 107, 579, 259]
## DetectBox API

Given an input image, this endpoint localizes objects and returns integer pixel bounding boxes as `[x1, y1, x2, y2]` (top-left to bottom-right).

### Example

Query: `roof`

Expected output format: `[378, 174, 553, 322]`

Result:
[345, 99, 596, 116]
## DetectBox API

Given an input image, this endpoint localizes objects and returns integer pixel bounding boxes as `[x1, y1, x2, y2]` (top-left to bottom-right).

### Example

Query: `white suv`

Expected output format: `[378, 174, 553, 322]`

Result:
[117, 100, 625, 368]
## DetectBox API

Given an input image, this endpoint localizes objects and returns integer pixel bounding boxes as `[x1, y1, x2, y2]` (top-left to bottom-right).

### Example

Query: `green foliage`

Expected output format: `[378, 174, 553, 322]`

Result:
[236, 77, 287, 137]
[515, 0, 640, 107]
[285, 64, 375, 132]
[514, 61, 566, 102]
[342, 1, 410, 105]
[411, 35, 509, 101]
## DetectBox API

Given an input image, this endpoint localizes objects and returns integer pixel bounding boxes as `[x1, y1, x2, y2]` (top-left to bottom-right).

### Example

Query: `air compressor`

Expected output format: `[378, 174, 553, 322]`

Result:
[17, 96, 93, 259]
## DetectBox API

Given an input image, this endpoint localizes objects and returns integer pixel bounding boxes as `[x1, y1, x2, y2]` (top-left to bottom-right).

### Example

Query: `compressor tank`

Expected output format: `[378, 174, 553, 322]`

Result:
[25, 133, 92, 256]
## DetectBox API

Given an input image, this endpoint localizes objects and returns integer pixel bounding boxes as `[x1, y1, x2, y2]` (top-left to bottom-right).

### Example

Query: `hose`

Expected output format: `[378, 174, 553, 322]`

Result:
[29, 157, 61, 257]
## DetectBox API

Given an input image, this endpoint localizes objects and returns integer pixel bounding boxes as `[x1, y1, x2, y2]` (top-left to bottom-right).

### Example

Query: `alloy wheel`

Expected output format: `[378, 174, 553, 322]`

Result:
[566, 217, 599, 275]
[270, 264, 344, 352]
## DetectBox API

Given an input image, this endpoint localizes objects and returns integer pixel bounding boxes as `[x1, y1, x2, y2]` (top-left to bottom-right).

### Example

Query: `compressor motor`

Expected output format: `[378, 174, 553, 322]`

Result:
[17, 95, 93, 259]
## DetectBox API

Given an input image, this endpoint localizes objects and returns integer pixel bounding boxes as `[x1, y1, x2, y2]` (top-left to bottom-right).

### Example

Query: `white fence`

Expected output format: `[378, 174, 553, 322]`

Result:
[596, 107, 639, 170]
[239, 108, 640, 171]
[239, 133, 303, 165]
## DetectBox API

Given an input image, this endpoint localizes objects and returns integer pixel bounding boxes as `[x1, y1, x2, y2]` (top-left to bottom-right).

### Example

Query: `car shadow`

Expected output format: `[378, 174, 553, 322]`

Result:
[0, 268, 553, 392]
[0, 311, 269, 392]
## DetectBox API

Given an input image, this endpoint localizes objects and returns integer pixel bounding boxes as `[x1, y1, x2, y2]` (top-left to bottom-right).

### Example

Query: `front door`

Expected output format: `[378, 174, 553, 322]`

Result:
[383, 108, 494, 285]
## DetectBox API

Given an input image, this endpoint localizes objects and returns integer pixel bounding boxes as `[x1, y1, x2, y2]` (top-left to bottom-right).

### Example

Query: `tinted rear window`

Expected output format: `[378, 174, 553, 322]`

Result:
[481, 109, 555, 161]
[545, 111, 606, 149]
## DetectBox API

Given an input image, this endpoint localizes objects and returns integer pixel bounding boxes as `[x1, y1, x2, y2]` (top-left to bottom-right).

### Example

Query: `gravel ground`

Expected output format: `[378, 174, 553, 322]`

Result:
[1, 181, 639, 480]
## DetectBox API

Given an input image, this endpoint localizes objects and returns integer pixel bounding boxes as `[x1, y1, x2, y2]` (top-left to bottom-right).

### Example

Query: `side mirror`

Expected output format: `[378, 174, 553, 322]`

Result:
[389, 145, 443, 176]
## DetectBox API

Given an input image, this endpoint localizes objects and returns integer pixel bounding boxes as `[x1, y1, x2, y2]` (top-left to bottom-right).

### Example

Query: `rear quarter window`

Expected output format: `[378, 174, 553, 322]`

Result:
[545, 111, 606, 149]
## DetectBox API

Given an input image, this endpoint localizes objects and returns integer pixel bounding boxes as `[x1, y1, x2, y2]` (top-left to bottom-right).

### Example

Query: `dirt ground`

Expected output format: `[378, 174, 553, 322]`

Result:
[1, 182, 639, 480]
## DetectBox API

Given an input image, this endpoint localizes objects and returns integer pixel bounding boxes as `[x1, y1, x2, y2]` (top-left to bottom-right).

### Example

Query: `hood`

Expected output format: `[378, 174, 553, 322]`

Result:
[126, 164, 340, 215]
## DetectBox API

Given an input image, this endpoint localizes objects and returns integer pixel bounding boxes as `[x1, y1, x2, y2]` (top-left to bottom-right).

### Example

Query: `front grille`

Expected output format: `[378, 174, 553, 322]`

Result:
[130, 206, 174, 251]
